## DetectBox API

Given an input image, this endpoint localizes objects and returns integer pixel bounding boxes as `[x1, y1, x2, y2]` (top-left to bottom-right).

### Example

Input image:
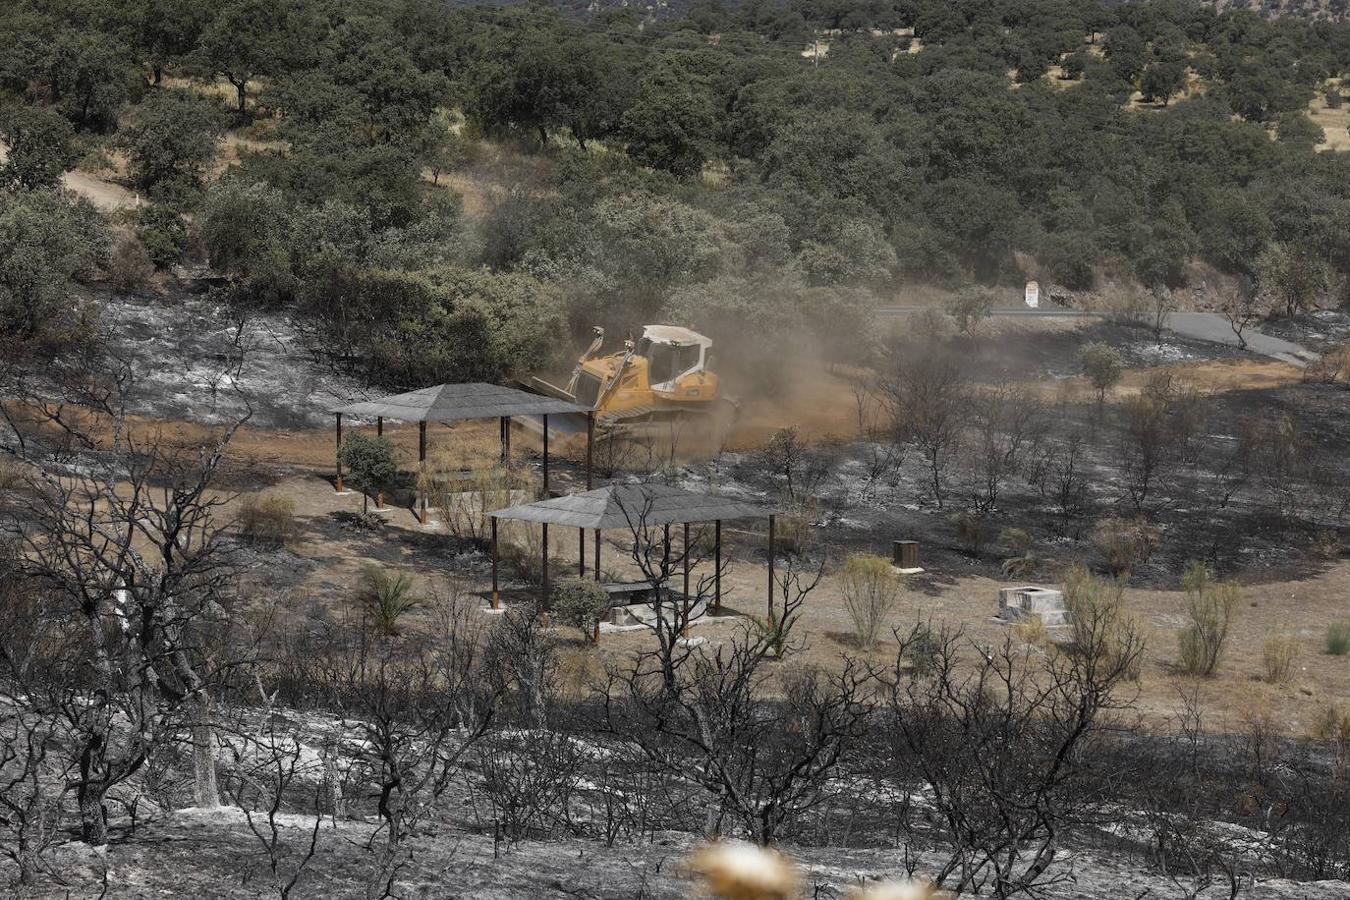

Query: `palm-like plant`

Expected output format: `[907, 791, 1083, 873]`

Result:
[356, 566, 422, 636]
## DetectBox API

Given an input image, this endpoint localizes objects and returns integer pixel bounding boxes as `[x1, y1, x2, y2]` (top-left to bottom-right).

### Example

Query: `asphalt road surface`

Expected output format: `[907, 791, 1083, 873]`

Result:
[877, 307, 1313, 365]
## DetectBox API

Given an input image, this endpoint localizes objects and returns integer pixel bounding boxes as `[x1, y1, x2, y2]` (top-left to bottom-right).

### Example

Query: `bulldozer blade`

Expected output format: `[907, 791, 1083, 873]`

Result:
[515, 410, 593, 438]
[525, 376, 580, 403]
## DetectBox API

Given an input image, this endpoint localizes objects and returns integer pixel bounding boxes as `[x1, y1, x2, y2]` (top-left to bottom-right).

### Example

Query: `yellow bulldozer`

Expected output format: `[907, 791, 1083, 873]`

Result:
[528, 325, 737, 438]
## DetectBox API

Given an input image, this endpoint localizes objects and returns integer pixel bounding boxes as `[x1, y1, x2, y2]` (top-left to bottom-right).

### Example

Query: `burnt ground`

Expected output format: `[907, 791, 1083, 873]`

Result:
[703, 314, 1350, 589]
[48, 285, 1350, 640]
[4, 299, 1349, 897]
[15, 813, 1350, 899]
[939, 318, 1250, 382]
[1257, 309, 1350, 355]
[7, 696, 1349, 899]
[99, 280, 367, 430]
[6, 690, 1348, 899]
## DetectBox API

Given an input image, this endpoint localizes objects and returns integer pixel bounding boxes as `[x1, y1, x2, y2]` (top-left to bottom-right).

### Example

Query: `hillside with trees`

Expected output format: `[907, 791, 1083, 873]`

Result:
[2, 0, 1350, 386]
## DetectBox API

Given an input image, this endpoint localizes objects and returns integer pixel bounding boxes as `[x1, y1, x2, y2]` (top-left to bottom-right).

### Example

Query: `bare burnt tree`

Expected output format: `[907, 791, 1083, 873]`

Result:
[759, 426, 834, 507]
[881, 347, 971, 509]
[879, 611, 1143, 897]
[484, 602, 558, 729]
[0, 655, 74, 887]
[605, 631, 870, 846]
[1028, 431, 1094, 537]
[613, 492, 724, 673]
[602, 497, 861, 846]
[475, 727, 585, 844]
[592, 427, 641, 480]
[219, 707, 324, 900]
[1219, 277, 1267, 351]
[319, 592, 497, 896]
[761, 554, 823, 659]
[1250, 413, 1325, 525]
[1113, 688, 1281, 898]
[966, 386, 1043, 515]
[849, 375, 904, 501]
[0, 548, 72, 886]
[1115, 370, 1205, 511]
[1183, 425, 1257, 566]
[0, 358, 254, 845]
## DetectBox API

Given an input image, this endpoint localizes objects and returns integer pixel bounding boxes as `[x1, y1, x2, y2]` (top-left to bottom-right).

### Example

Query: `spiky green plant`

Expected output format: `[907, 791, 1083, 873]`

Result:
[356, 566, 422, 636]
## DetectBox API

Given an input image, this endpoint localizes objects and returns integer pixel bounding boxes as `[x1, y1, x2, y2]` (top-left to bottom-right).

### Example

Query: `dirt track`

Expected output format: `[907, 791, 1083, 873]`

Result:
[0, 141, 141, 212]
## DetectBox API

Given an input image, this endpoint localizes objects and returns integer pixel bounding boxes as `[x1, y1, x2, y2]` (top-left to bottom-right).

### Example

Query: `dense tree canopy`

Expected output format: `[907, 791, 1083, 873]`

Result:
[4, 0, 1350, 380]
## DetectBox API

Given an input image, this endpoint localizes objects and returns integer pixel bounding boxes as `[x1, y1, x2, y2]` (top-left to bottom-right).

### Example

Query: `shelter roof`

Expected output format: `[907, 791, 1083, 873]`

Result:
[333, 383, 585, 423]
[489, 483, 775, 529]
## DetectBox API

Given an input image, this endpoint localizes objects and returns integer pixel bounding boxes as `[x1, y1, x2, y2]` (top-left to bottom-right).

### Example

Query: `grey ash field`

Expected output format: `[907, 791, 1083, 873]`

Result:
[4, 289, 1347, 899]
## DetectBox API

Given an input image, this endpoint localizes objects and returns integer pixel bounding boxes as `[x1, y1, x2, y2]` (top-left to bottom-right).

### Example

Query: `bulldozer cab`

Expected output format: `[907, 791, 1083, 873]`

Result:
[638, 325, 711, 394]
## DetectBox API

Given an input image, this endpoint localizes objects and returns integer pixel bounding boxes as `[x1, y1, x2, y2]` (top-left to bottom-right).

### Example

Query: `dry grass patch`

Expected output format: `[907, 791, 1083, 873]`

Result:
[1126, 69, 1205, 110]
[237, 492, 298, 547]
[162, 74, 255, 108]
[1261, 631, 1300, 684]
[1310, 80, 1350, 152]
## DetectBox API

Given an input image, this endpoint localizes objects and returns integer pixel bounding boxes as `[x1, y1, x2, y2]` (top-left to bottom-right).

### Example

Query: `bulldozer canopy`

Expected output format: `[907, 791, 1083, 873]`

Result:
[641, 325, 712, 348]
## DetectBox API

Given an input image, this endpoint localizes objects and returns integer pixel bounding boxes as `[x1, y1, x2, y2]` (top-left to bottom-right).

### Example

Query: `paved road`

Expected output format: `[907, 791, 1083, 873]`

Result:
[878, 306, 1099, 318]
[1165, 312, 1311, 364]
[877, 307, 1314, 365]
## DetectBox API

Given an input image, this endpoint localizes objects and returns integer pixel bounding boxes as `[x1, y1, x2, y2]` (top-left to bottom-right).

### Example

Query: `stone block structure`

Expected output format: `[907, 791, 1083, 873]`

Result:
[998, 586, 1068, 626]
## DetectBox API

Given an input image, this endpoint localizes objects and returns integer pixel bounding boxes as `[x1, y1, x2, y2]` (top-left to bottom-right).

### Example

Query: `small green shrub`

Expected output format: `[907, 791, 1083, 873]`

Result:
[752, 602, 805, 659]
[134, 205, 190, 269]
[424, 453, 530, 542]
[900, 621, 941, 676]
[948, 285, 995, 336]
[355, 566, 422, 636]
[1078, 341, 1124, 404]
[500, 525, 549, 586]
[1311, 704, 1350, 743]
[338, 433, 398, 513]
[237, 493, 297, 547]
[771, 510, 813, 556]
[1177, 562, 1239, 677]
[1014, 617, 1050, 648]
[1327, 621, 1350, 656]
[840, 552, 902, 649]
[107, 231, 154, 292]
[1063, 565, 1143, 680]
[552, 578, 610, 643]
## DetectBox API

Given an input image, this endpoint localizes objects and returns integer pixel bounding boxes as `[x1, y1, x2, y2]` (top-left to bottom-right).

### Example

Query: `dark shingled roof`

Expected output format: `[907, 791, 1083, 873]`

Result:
[333, 383, 585, 422]
[489, 484, 776, 529]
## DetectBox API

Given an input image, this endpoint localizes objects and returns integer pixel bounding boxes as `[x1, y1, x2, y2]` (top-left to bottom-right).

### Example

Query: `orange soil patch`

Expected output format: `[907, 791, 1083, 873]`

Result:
[1119, 358, 1304, 393]
[1022, 357, 1305, 406]
[726, 366, 862, 449]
